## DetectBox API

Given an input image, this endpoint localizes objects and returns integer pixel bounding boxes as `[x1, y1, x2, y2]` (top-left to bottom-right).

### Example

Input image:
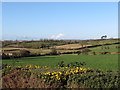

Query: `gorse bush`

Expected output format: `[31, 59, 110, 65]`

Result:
[57, 61, 86, 68]
[67, 70, 119, 88]
[2, 65, 120, 88]
[57, 61, 65, 67]
[67, 62, 86, 67]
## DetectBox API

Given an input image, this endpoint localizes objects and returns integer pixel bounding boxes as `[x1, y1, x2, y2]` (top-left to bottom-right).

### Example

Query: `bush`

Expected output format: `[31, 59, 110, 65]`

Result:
[67, 62, 86, 67]
[67, 70, 119, 88]
[50, 48, 58, 55]
[2, 53, 10, 59]
[57, 61, 86, 68]
[78, 48, 90, 55]
[2, 65, 120, 88]
[57, 61, 65, 67]
[19, 50, 31, 57]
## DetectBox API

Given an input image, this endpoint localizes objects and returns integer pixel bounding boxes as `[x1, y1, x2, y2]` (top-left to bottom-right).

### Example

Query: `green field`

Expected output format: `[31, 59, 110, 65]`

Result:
[88, 44, 119, 52]
[2, 40, 119, 88]
[3, 54, 118, 71]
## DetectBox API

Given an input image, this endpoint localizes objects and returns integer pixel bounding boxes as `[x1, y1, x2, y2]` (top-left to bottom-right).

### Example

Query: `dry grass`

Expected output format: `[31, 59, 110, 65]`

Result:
[2, 70, 63, 88]
[50, 44, 92, 50]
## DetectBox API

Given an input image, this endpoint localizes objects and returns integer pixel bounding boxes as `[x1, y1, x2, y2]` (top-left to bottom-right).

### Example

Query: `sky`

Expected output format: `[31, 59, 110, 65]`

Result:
[2, 2, 118, 40]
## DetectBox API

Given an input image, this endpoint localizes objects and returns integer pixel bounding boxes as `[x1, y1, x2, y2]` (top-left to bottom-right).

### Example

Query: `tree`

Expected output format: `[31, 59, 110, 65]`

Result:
[101, 35, 107, 39]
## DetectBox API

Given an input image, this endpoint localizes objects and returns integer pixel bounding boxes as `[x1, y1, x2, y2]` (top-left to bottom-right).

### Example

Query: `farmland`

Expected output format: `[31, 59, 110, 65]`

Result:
[2, 54, 118, 71]
[1, 39, 120, 88]
[2, 39, 119, 71]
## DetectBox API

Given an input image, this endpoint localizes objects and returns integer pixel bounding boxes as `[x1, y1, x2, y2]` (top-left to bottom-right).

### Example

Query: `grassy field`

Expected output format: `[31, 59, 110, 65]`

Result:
[2, 43, 119, 71]
[88, 44, 119, 52]
[2, 39, 119, 88]
[3, 54, 118, 71]
[3, 44, 119, 54]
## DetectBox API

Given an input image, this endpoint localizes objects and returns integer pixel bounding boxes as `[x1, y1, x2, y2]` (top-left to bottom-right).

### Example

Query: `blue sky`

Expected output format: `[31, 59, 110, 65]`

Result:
[2, 2, 118, 40]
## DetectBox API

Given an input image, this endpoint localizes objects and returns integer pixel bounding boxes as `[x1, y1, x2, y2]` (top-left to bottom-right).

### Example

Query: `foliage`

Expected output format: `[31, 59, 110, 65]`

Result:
[2, 65, 120, 88]
[19, 50, 31, 57]
[50, 48, 58, 55]
[2, 53, 10, 59]
[57, 61, 86, 68]
[67, 70, 119, 88]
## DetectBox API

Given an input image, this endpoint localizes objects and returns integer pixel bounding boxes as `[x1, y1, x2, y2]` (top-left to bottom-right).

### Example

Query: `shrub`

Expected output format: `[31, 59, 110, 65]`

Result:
[57, 61, 65, 67]
[50, 48, 58, 55]
[81, 48, 90, 52]
[2, 53, 10, 59]
[78, 49, 90, 55]
[57, 61, 86, 68]
[19, 50, 31, 57]
[67, 62, 86, 68]
[2, 65, 120, 88]
[101, 52, 109, 55]
[67, 70, 119, 88]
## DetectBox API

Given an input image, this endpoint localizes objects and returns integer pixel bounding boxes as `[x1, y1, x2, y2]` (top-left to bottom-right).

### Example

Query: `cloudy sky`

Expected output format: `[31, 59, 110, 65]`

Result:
[2, 2, 118, 40]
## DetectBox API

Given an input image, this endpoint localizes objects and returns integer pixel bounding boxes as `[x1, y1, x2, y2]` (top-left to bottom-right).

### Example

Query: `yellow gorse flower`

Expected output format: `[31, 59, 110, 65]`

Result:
[44, 72, 51, 75]
[80, 68, 87, 71]
[4, 65, 89, 81]
[50, 76, 54, 78]
[56, 76, 60, 80]
[58, 72, 62, 75]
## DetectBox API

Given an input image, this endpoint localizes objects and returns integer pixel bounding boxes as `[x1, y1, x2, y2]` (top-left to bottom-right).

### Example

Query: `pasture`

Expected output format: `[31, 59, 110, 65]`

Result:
[2, 54, 118, 71]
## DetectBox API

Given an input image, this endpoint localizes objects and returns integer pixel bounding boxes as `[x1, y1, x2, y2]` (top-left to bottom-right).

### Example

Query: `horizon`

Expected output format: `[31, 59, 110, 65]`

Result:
[2, 2, 118, 40]
[1, 37, 119, 41]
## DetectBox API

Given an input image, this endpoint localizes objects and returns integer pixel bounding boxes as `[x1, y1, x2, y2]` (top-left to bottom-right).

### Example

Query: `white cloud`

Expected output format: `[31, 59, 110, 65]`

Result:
[51, 33, 64, 39]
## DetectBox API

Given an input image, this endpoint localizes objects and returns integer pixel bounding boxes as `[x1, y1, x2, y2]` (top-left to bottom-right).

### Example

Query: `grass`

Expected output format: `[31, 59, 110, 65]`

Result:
[88, 44, 119, 52]
[2, 54, 118, 71]
[20, 41, 66, 48]
[2, 42, 119, 71]
[3, 43, 119, 54]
